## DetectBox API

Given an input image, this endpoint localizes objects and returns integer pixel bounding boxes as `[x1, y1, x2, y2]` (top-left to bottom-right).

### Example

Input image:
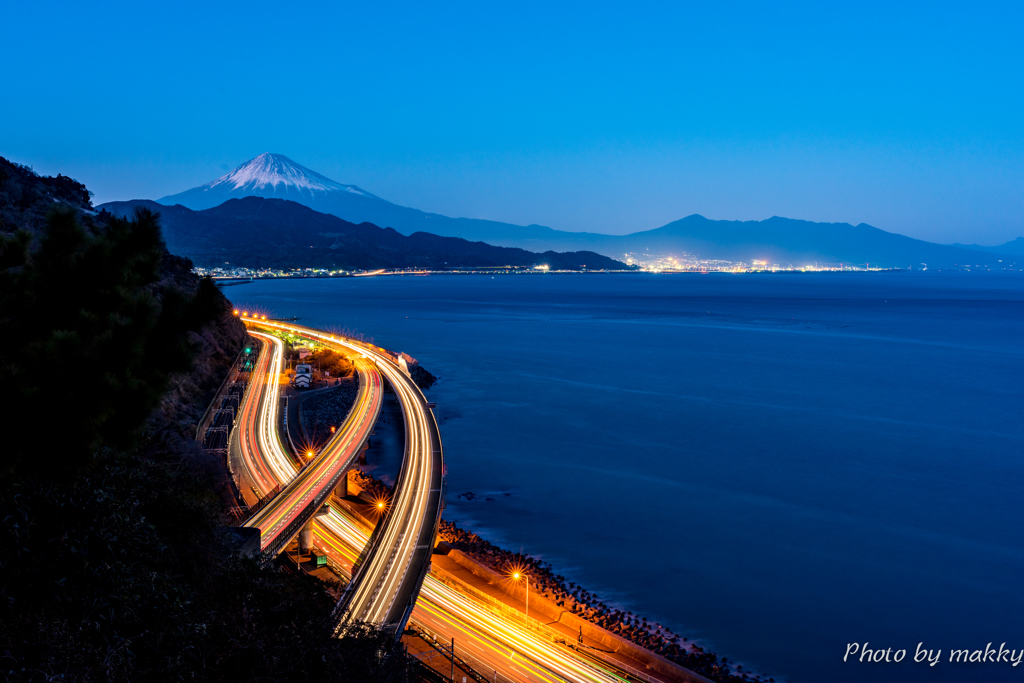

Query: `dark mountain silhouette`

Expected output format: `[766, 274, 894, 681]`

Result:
[597, 215, 1013, 268]
[154, 154, 1015, 268]
[450, 214, 1014, 268]
[158, 153, 575, 247]
[97, 197, 629, 271]
[951, 237, 1024, 257]
[0, 156, 93, 233]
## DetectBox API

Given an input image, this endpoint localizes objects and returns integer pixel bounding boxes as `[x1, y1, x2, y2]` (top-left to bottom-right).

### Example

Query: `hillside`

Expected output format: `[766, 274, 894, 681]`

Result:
[0, 158, 412, 682]
[0, 156, 94, 231]
[98, 196, 630, 271]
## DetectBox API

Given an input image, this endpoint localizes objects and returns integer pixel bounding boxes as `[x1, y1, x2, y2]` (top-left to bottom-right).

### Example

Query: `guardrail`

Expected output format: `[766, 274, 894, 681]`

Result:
[229, 484, 283, 526]
[194, 342, 249, 442]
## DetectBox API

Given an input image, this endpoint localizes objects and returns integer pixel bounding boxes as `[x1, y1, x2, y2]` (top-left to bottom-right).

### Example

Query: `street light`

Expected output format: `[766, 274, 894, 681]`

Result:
[370, 495, 389, 515]
[511, 569, 530, 622]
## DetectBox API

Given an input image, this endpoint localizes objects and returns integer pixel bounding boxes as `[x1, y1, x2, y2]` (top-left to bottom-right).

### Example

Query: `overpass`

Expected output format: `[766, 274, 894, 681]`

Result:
[245, 320, 444, 634]
[233, 330, 383, 562]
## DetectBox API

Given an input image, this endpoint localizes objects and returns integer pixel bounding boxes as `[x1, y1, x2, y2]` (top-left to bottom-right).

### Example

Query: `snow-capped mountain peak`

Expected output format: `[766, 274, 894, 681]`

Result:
[157, 153, 388, 212]
[207, 153, 374, 197]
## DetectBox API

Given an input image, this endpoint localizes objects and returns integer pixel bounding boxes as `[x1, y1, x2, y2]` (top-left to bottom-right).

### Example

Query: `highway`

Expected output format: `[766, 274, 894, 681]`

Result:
[315, 505, 672, 683]
[244, 320, 444, 632]
[230, 332, 286, 498]
[234, 331, 383, 558]
[235, 321, 673, 683]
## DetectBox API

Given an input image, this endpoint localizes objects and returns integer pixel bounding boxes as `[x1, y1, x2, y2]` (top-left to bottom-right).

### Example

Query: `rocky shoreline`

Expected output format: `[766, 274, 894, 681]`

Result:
[354, 464, 770, 683]
[340, 357, 769, 681]
[436, 519, 770, 683]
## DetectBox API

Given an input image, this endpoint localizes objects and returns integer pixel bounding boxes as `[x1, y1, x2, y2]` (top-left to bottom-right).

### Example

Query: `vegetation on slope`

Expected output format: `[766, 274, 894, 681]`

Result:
[0, 158, 409, 682]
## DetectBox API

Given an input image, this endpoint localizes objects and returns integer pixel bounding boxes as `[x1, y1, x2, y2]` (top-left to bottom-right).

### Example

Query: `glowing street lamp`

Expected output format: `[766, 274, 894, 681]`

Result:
[511, 569, 530, 622]
[370, 495, 389, 515]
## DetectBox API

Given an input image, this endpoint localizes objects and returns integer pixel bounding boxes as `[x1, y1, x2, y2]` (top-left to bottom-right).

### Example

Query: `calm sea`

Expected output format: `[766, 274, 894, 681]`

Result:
[232, 271, 1024, 682]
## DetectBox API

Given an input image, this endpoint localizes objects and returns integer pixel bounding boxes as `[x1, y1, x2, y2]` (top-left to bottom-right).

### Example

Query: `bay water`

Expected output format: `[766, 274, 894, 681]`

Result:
[232, 271, 1024, 682]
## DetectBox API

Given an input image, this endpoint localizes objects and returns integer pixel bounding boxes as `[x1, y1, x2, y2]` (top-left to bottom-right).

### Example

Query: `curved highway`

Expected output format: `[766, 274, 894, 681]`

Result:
[230, 333, 285, 497]
[235, 331, 383, 558]
[245, 320, 444, 632]
[234, 322, 668, 683]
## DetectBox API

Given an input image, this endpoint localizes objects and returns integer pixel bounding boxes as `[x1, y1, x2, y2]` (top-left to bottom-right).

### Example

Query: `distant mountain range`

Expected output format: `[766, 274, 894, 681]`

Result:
[554, 214, 1016, 269]
[97, 197, 628, 271]
[950, 237, 1024, 256]
[154, 153, 1020, 268]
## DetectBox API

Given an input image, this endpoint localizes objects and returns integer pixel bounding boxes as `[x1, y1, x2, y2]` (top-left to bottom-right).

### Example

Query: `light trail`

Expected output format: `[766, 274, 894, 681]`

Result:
[230, 333, 284, 496]
[237, 331, 383, 555]
[337, 342, 438, 626]
[235, 321, 667, 683]
[245, 320, 443, 630]
[316, 500, 627, 683]
[249, 332, 293, 485]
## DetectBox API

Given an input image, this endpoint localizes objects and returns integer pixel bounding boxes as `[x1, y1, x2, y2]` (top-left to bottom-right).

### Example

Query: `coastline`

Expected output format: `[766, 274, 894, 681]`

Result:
[283, 343, 761, 682]
[347, 465, 768, 683]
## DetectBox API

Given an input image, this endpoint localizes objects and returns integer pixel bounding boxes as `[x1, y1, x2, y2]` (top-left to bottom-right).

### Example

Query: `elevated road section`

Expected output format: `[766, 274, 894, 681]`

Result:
[236, 330, 383, 561]
[245, 320, 444, 634]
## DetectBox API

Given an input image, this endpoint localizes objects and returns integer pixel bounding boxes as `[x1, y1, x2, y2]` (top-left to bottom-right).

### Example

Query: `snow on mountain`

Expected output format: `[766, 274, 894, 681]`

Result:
[210, 153, 373, 196]
[158, 153, 381, 210]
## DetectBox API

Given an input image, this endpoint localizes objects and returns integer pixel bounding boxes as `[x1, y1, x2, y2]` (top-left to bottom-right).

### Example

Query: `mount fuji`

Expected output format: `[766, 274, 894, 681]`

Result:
[157, 153, 572, 246]
[158, 153, 381, 211]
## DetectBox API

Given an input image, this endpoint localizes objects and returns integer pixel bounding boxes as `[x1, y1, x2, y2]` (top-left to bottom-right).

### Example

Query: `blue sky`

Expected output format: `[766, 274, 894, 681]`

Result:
[2, 1, 1022, 243]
